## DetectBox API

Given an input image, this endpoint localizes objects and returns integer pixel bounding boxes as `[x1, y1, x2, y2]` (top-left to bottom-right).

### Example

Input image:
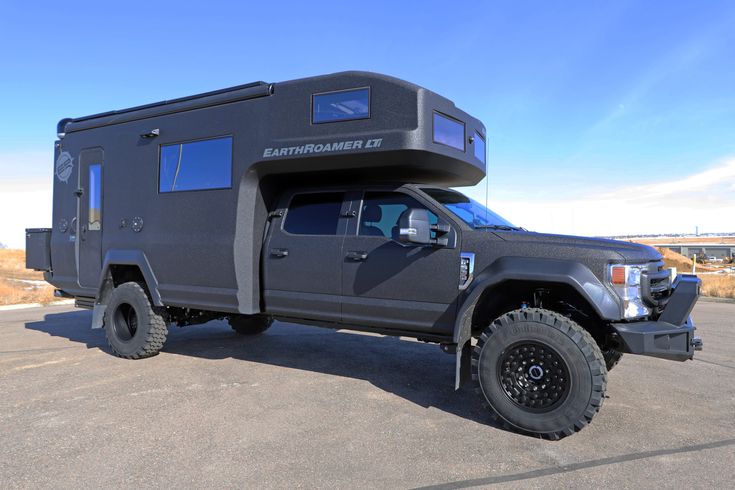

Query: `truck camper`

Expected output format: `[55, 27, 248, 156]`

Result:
[27, 71, 701, 438]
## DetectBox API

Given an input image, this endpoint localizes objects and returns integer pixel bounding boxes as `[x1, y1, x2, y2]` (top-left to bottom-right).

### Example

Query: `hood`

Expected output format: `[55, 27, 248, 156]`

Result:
[461, 229, 663, 283]
[490, 231, 662, 264]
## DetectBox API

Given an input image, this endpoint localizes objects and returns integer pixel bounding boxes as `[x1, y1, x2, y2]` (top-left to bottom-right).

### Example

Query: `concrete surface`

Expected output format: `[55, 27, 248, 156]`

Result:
[0, 302, 733, 489]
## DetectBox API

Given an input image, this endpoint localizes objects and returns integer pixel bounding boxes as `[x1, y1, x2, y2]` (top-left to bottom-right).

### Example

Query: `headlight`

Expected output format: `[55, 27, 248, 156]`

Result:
[608, 264, 651, 319]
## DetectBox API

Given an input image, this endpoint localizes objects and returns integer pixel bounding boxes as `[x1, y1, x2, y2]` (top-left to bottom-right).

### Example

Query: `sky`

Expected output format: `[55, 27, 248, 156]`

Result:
[1, 1, 734, 248]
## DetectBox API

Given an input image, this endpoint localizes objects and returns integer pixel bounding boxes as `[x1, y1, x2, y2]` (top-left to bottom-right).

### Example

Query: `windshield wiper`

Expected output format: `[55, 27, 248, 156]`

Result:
[474, 224, 524, 231]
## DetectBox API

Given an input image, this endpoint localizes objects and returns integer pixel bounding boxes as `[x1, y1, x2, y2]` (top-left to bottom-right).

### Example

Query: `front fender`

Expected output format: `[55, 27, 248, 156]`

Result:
[451, 256, 621, 389]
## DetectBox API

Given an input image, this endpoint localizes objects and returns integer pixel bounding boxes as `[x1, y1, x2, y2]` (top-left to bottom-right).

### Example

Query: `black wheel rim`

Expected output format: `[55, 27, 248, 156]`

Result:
[497, 341, 570, 412]
[113, 303, 138, 342]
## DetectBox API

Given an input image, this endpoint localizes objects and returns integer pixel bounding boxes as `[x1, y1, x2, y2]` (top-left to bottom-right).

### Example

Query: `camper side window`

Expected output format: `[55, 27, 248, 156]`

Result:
[284, 193, 344, 235]
[159, 136, 232, 192]
[312, 88, 370, 124]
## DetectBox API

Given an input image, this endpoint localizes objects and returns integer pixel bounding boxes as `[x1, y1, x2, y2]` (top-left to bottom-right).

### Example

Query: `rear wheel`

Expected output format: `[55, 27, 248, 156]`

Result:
[473, 308, 607, 439]
[104, 282, 168, 359]
[228, 315, 273, 335]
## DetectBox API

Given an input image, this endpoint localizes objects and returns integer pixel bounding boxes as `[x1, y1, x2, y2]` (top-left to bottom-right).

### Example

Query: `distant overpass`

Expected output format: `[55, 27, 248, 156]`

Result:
[655, 243, 735, 260]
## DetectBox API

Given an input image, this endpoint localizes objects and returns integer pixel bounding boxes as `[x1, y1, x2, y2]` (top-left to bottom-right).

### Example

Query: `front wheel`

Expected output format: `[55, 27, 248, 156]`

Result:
[472, 308, 607, 439]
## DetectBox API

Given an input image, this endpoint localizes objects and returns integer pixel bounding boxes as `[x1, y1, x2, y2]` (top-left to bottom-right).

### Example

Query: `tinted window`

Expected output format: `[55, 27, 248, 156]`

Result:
[433, 112, 465, 151]
[159, 136, 232, 192]
[359, 192, 438, 239]
[313, 88, 370, 124]
[474, 131, 486, 164]
[284, 193, 344, 235]
[88, 163, 102, 230]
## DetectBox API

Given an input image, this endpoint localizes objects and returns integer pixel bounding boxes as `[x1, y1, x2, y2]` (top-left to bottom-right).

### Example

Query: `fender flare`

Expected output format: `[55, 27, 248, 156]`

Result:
[451, 257, 621, 389]
[91, 250, 162, 329]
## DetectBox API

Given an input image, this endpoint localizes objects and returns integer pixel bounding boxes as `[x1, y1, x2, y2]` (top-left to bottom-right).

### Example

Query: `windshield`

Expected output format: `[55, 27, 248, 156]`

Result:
[421, 188, 519, 230]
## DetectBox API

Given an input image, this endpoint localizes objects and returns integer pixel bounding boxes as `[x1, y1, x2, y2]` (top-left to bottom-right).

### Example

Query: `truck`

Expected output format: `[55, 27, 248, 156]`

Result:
[26, 71, 702, 439]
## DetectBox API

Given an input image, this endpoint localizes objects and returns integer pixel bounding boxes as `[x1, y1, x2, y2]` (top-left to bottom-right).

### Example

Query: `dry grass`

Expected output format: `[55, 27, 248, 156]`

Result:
[652, 247, 735, 299]
[0, 249, 56, 305]
[0, 249, 45, 280]
[0, 278, 56, 306]
[654, 247, 718, 273]
[699, 275, 735, 299]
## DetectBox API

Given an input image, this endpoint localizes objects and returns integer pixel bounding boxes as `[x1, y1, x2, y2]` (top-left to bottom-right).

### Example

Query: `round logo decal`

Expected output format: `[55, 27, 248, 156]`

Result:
[55, 151, 74, 183]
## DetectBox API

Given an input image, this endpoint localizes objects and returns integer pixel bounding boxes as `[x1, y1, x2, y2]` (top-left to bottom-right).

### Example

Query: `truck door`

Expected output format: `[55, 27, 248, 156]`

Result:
[263, 191, 355, 323]
[77, 148, 104, 289]
[341, 190, 461, 334]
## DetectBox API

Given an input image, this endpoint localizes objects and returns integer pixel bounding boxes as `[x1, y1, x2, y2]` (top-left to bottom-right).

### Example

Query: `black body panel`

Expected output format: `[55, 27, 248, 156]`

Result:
[45, 72, 487, 315]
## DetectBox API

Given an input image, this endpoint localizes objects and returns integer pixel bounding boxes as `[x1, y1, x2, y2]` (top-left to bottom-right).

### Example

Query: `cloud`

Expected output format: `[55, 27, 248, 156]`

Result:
[0, 176, 53, 249]
[0, 149, 54, 248]
[461, 157, 735, 237]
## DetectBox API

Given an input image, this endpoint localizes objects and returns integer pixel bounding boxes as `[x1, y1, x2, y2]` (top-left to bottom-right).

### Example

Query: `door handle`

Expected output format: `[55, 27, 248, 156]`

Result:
[270, 248, 289, 258]
[346, 250, 368, 261]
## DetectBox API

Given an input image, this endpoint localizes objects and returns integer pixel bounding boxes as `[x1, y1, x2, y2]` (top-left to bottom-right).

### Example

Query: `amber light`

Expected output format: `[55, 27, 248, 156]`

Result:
[611, 266, 626, 285]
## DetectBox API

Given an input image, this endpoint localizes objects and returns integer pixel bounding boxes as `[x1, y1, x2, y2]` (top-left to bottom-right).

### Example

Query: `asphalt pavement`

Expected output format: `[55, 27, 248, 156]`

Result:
[1, 301, 733, 489]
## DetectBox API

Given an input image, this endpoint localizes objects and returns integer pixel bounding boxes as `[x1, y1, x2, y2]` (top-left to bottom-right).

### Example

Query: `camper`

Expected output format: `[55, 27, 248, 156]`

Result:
[27, 71, 701, 439]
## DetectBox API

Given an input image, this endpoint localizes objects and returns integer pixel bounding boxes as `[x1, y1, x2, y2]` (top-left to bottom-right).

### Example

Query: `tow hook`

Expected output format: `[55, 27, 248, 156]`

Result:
[691, 337, 703, 351]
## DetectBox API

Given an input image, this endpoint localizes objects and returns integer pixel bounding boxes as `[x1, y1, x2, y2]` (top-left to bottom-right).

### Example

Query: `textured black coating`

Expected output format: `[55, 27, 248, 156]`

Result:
[45, 71, 486, 315]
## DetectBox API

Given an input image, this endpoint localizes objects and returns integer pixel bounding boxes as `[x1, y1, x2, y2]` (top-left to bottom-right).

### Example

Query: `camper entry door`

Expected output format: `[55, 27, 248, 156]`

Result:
[77, 148, 104, 289]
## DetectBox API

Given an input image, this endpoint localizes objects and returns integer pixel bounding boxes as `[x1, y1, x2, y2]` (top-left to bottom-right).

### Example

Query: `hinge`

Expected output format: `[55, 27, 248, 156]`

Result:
[268, 210, 284, 220]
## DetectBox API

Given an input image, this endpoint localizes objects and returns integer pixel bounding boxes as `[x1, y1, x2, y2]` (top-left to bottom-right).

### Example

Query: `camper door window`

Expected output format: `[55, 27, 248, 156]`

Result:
[88, 163, 102, 230]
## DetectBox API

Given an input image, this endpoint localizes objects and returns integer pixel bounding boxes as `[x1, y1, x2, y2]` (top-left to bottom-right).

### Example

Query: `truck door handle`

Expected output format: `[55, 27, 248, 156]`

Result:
[346, 251, 368, 261]
[270, 248, 289, 258]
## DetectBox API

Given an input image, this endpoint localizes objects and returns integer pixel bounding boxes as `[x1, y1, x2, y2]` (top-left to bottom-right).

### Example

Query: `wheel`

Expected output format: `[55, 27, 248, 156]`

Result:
[103, 282, 168, 359]
[603, 348, 623, 371]
[472, 308, 607, 439]
[228, 315, 273, 335]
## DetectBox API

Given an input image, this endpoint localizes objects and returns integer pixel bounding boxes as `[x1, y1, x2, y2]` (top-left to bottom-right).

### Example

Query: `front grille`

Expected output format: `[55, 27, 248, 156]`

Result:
[642, 260, 671, 312]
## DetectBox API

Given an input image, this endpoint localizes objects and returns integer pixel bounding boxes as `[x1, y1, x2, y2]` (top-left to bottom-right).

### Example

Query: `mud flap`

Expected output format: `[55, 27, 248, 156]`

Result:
[91, 304, 106, 329]
[455, 340, 472, 390]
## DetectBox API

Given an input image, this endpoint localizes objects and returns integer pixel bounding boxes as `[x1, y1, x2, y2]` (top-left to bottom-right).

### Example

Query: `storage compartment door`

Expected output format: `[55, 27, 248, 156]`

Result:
[25, 228, 52, 271]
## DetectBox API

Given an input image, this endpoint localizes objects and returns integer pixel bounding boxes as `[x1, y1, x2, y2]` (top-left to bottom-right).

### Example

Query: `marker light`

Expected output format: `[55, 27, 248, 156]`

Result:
[611, 266, 626, 285]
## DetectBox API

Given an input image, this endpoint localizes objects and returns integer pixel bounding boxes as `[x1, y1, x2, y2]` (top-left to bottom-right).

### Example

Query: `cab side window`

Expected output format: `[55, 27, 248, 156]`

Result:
[284, 192, 344, 235]
[359, 192, 438, 239]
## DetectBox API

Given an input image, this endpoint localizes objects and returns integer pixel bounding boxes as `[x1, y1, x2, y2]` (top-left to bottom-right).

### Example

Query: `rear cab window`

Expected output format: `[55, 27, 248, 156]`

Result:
[284, 192, 345, 235]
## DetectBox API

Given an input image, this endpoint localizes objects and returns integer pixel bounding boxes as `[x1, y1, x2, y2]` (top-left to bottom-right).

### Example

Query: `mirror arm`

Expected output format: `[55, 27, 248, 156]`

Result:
[431, 223, 451, 235]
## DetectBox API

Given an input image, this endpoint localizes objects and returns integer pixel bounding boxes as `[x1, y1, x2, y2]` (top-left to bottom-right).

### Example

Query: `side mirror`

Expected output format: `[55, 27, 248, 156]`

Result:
[398, 208, 432, 245]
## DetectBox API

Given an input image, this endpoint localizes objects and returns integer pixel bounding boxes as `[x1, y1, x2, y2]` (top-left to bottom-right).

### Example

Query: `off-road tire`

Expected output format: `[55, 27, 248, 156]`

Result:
[603, 348, 623, 371]
[103, 282, 168, 359]
[229, 315, 273, 335]
[472, 308, 607, 440]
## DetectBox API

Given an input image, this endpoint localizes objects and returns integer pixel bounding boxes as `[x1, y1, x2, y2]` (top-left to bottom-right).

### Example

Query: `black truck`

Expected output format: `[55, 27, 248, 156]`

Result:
[26, 71, 702, 439]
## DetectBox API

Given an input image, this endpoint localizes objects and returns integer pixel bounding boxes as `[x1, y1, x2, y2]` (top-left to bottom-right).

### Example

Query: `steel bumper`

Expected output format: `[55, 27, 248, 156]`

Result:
[611, 274, 702, 361]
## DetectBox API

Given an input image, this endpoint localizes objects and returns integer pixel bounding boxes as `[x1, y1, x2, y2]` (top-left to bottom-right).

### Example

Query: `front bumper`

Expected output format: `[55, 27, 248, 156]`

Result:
[611, 274, 702, 361]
